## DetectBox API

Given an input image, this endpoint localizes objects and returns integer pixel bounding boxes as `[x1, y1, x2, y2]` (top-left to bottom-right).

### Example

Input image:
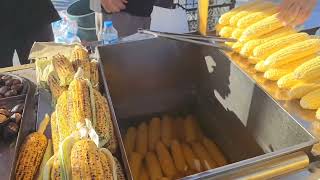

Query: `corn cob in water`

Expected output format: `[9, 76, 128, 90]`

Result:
[156, 141, 177, 178]
[202, 137, 227, 167]
[171, 140, 188, 173]
[161, 115, 174, 147]
[15, 114, 50, 180]
[140, 164, 150, 180]
[52, 54, 75, 86]
[124, 127, 137, 157]
[136, 122, 148, 156]
[146, 152, 163, 180]
[148, 117, 161, 151]
[129, 152, 143, 180]
[191, 142, 217, 170]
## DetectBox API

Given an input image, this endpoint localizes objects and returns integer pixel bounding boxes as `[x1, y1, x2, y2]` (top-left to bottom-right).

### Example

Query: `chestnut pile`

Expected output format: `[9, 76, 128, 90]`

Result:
[0, 104, 24, 142]
[0, 75, 24, 99]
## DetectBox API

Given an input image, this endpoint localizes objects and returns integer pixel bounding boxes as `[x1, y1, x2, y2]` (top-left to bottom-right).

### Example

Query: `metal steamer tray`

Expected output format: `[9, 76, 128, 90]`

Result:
[97, 37, 317, 179]
[0, 77, 36, 180]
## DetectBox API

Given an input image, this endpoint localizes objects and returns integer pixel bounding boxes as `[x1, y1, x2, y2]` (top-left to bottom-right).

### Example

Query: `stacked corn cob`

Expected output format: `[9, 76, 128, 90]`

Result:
[218, 0, 320, 120]
[124, 115, 228, 179]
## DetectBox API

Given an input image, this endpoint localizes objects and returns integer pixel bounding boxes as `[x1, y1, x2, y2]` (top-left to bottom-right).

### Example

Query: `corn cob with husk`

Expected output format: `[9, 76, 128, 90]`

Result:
[47, 71, 66, 100]
[15, 114, 50, 180]
[294, 56, 320, 81]
[218, 0, 262, 26]
[300, 88, 320, 109]
[37, 139, 53, 180]
[56, 91, 73, 143]
[52, 54, 75, 86]
[264, 39, 320, 68]
[90, 59, 100, 89]
[237, 6, 278, 29]
[277, 73, 301, 89]
[69, 45, 90, 80]
[93, 89, 115, 147]
[51, 112, 60, 154]
[253, 33, 310, 59]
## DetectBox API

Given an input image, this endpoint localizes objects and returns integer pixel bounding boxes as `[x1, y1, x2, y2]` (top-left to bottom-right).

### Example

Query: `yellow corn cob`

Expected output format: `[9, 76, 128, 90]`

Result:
[124, 127, 137, 157]
[129, 152, 143, 180]
[219, 26, 234, 38]
[56, 91, 72, 143]
[181, 143, 202, 172]
[99, 148, 116, 180]
[171, 140, 188, 173]
[67, 73, 92, 129]
[294, 56, 320, 81]
[148, 117, 161, 151]
[229, 2, 274, 27]
[240, 39, 266, 57]
[15, 114, 50, 180]
[173, 117, 185, 141]
[70, 139, 106, 179]
[114, 157, 126, 180]
[231, 29, 244, 40]
[51, 156, 62, 180]
[255, 61, 268, 72]
[240, 13, 284, 42]
[248, 56, 262, 64]
[225, 42, 235, 47]
[52, 54, 75, 86]
[240, 26, 295, 43]
[300, 88, 320, 109]
[146, 152, 163, 180]
[70, 45, 89, 62]
[140, 164, 150, 180]
[202, 137, 227, 167]
[156, 141, 177, 178]
[264, 68, 293, 81]
[232, 42, 244, 53]
[237, 6, 278, 29]
[277, 73, 301, 89]
[136, 122, 148, 156]
[51, 112, 59, 154]
[37, 139, 53, 180]
[215, 23, 223, 34]
[72, 59, 91, 81]
[253, 33, 310, 59]
[191, 142, 217, 170]
[93, 89, 114, 147]
[161, 115, 174, 147]
[47, 71, 66, 100]
[316, 108, 320, 120]
[289, 83, 320, 99]
[184, 115, 203, 143]
[90, 59, 100, 89]
[218, 0, 262, 25]
[264, 39, 320, 68]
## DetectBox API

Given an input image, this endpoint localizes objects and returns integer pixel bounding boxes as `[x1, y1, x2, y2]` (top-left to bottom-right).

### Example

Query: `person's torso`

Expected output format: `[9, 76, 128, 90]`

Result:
[123, 0, 156, 17]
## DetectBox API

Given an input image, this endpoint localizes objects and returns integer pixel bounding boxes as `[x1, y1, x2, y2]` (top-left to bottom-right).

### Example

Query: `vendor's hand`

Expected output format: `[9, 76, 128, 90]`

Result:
[278, 0, 317, 27]
[101, 0, 128, 13]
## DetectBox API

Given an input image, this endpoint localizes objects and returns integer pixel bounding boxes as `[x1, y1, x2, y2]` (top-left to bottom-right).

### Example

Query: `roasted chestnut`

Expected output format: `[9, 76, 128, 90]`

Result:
[5, 79, 15, 86]
[11, 84, 23, 93]
[0, 86, 9, 95]
[10, 113, 22, 124]
[4, 89, 17, 97]
[11, 104, 24, 113]
[0, 108, 11, 117]
[2, 122, 19, 141]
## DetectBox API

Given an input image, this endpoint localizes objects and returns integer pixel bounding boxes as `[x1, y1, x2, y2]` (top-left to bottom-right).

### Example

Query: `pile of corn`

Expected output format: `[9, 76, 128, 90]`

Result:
[15, 45, 125, 180]
[123, 115, 227, 180]
[217, 0, 320, 119]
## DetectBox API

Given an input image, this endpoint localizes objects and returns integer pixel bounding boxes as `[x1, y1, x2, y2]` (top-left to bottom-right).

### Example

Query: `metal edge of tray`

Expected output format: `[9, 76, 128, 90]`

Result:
[8, 79, 37, 180]
[97, 51, 133, 180]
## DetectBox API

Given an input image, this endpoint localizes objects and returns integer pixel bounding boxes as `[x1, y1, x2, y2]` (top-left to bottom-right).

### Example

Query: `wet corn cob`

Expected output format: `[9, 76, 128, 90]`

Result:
[129, 152, 143, 180]
[15, 114, 50, 180]
[264, 39, 320, 68]
[124, 127, 137, 157]
[255, 61, 268, 72]
[294, 56, 320, 81]
[67, 71, 92, 129]
[202, 137, 227, 167]
[231, 28, 244, 39]
[184, 115, 203, 143]
[156, 141, 177, 178]
[52, 54, 75, 86]
[219, 26, 234, 38]
[300, 88, 320, 109]
[277, 73, 301, 89]
[191, 142, 217, 170]
[136, 122, 148, 156]
[56, 91, 73, 142]
[173, 117, 185, 141]
[171, 140, 188, 173]
[181, 143, 202, 172]
[140, 164, 150, 180]
[93, 89, 114, 147]
[240, 14, 284, 42]
[146, 152, 163, 180]
[51, 112, 59, 154]
[263, 68, 293, 81]
[253, 33, 309, 59]
[289, 83, 320, 99]
[161, 115, 174, 147]
[218, 0, 262, 25]
[237, 6, 278, 29]
[47, 71, 66, 100]
[71, 139, 111, 179]
[148, 117, 161, 151]
[90, 59, 100, 89]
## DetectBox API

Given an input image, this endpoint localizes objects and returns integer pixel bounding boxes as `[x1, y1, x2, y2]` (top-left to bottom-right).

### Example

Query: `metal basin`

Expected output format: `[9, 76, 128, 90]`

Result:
[97, 37, 317, 179]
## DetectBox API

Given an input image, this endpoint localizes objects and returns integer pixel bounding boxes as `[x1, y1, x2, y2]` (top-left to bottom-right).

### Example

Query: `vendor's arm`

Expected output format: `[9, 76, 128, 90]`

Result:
[101, 0, 128, 13]
[277, 0, 317, 26]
